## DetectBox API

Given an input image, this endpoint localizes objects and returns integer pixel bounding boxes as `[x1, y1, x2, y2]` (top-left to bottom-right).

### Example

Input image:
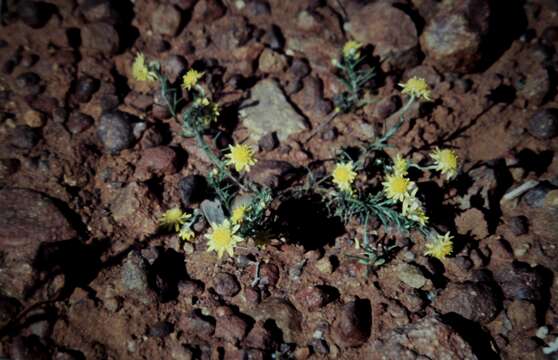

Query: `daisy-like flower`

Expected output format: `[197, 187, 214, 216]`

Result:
[399, 76, 431, 101]
[182, 69, 204, 91]
[132, 53, 157, 82]
[205, 220, 243, 259]
[225, 144, 257, 173]
[159, 208, 191, 232]
[342, 40, 362, 59]
[424, 232, 453, 260]
[382, 174, 413, 202]
[393, 154, 408, 177]
[332, 162, 357, 193]
[430, 148, 459, 180]
[231, 205, 248, 224]
[179, 226, 195, 242]
[402, 191, 429, 226]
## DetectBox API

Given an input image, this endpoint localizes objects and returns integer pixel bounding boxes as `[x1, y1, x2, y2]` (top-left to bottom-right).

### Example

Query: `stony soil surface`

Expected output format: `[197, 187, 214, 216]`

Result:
[1, 0, 558, 359]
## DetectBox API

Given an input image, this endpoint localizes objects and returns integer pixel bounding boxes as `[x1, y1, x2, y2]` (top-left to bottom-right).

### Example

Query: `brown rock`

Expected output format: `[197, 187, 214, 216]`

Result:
[259, 263, 279, 287]
[246, 160, 297, 189]
[192, 0, 226, 22]
[151, 4, 182, 36]
[294, 286, 331, 311]
[81, 22, 120, 54]
[23, 110, 45, 128]
[433, 282, 501, 323]
[134, 146, 177, 181]
[179, 311, 216, 339]
[455, 208, 489, 239]
[213, 272, 241, 297]
[215, 314, 248, 342]
[258, 48, 288, 73]
[331, 299, 372, 347]
[252, 298, 302, 343]
[493, 262, 547, 302]
[507, 300, 538, 332]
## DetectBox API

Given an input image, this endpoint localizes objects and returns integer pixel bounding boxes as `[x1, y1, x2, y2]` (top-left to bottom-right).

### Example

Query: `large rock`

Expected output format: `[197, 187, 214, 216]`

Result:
[239, 79, 308, 142]
[348, 2, 419, 70]
[81, 22, 120, 54]
[420, 0, 491, 73]
[433, 282, 501, 323]
[368, 316, 477, 359]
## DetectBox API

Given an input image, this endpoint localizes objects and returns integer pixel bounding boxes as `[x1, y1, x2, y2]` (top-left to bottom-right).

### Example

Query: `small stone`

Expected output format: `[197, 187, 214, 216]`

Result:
[66, 112, 93, 134]
[258, 132, 279, 151]
[213, 272, 241, 297]
[151, 4, 182, 37]
[259, 263, 280, 287]
[289, 58, 310, 78]
[246, 160, 297, 189]
[148, 321, 174, 337]
[178, 279, 204, 298]
[507, 300, 538, 331]
[17, 1, 52, 28]
[433, 281, 501, 323]
[10, 125, 39, 149]
[455, 208, 489, 239]
[528, 108, 558, 140]
[522, 185, 551, 208]
[258, 48, 288, 73]
[331, 300, 372, 347]
[493, 262, 546, 302]
[244, 0, 271, 17]
[178, 175, 206, 207]
[192, 0, 226, 22]
[97, 111, 134, 154]
[295, 286, 329, 311]
[82, 22, 120, 54]
[23, 110, 45, 128]
[373, 96, 401, 120]
[315, 257, 333, 274]
[507, 216, 529, 236]
[179, 312, 215, 338]
[397, 264, 427, 289]
[81, 0, 120, 23]
[215, 314, 248, 342]
[162, 55, 188, 83]
[244, 287, 261, 304]
[75, 76, 99, 103]
[245, 322, 273, 349]
[134, 146, 177, 180]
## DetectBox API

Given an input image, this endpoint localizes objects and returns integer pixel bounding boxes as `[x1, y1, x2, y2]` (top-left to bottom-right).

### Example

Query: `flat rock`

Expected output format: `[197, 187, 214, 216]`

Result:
[240, 79, 308, 142]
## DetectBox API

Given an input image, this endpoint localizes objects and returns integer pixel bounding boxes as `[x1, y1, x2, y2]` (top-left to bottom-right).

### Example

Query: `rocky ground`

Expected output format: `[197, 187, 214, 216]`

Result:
[1, 0, 558, 359]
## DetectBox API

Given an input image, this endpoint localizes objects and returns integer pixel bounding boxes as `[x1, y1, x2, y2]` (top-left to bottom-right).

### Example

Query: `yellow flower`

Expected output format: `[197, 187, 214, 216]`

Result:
[382, 174, 413, 202]
[231, 205, 248, 224]
[160, 208, 191, 232]
[225, 144, 257, 173]
[399, 76, 431, 101]
[430, 148, 459, 180]
[343, 40, 362, 59]
[195, 97, 210, 106]
[179, 226, 195, 242]
[393, 154, 408, 177]
[332, 162, 357, 193]
[205, 220, 243, 259]
[182, 69, 204, 91]
[402, 190, 428, 226]
[132, 53, 157, 82]
[424, 232, 453, 260]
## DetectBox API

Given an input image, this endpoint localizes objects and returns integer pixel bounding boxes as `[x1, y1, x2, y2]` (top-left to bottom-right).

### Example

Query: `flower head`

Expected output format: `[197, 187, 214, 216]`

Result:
[179, 226, 195, 242]
[424, 232, 453, 260]
[332, 162, 357, 193]
[160, 208, 191, 232]
[382, 174, 413, 202]
[393, 154, 408, 177]
[225, 144, 257, 173]
[399, 76, 431, 101]
[132, 53, 157, 82]
[402, 190, 428, 226]
[231, 205, 248, 224]
[182, 69, 204, 91]
[205, 220, 243, 259]
[431, 148, 459, 180]
[343, 40, 362, 59]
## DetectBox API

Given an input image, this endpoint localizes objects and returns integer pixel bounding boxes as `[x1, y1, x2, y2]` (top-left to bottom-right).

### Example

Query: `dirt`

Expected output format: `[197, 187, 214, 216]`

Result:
[0, 0, 558, 359]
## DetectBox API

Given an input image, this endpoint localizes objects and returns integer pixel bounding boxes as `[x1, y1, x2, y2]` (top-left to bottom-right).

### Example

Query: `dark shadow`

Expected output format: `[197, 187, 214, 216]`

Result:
[149, 248, 188, 302]
[441, 313, 501, 359]
[516, 149, 554, 177]
[487, 84, 516, 104]
[112, 0, 140, 53]
[275, 194, 345, 250]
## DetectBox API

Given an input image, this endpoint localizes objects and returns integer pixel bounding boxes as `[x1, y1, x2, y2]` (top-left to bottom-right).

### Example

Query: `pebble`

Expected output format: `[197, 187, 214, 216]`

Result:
[178, 175, 207, 207]
[315, 257, 333, 274]
[179, 311, 215, 338]
[97, 111, 134, 154]
[134, 146, 177, 180]
[289, 58, 310, 79]
[65, 112, 92, 135]
[192, 0, 226, 22]
[331, 300, 372, 347]
[75, 76, 99, 103]
[81, 0, 120, 23]
[81, 22, 120, 54]
[295, 286, 329, 311]
[507, 216, 529, 236]
[148, 321, 174, 338]
[528, 108, 558, 139]
[258, 132, 279, 151]
[215, 314, 249, 342]
[259, 263, 280, 287]
[397, 264, 427, 289]
[213, 272, 241, 297]
[23, 110, 45, 128]
[151, 4, 182, 37]
[10, 125, 39, 149]
[258, 48, 288, 73]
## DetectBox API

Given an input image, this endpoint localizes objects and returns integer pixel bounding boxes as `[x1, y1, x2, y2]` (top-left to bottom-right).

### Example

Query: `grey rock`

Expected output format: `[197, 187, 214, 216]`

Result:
[528, 108, 558, 140]
[240, 79, 308, 142]
[97, 111, 134, 154]
[200, 199, 226, 225]
[397, 264, 427, 289]
[75, 76, 99, 103]
[213, 272, 241, 297]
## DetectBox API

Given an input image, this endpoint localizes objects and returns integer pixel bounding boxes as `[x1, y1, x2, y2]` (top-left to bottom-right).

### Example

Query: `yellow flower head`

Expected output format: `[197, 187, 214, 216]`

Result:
[382, 174, 413, 202]
[393, 154, 408, 177]
[431, 148, 459, 180]
[402, 190, 428, 226]
[182, 69, 204, 91]
[231, 205, 248, 224]
[160, 208, 191, 232]
[343, 40, 362, 59]
[332, 162, 357, 193]
[399, 76, 431, 101]
[179, 226, 195, 242]
[225, 144, 257, 173]
[132, 53, 157, 82]
[424, 232, 453, 260]
[205, 220, 243, 259]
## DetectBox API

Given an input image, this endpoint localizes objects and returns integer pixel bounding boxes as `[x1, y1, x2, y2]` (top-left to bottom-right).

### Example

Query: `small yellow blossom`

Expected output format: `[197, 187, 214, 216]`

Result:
[431, 148, 459, 180]
[160, 208, 191, 232]
[393, 154, 408, 177]
[399, 76, 431, 101]
[402, 191, 428, 226]
[343, 40, 362, 59]
[231, 205, 248, 224]
[382, 174, 413, 202]
[205, 220, 243, 259]
[179, 226, 195, 242]
[424, 232, 453, 260]
[225, 144, 257, 173]
[332, 162, 357, 193]
[132, 53, 157, 82]
[195, 97, 210, 106]
[182, 69, 204, 91]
